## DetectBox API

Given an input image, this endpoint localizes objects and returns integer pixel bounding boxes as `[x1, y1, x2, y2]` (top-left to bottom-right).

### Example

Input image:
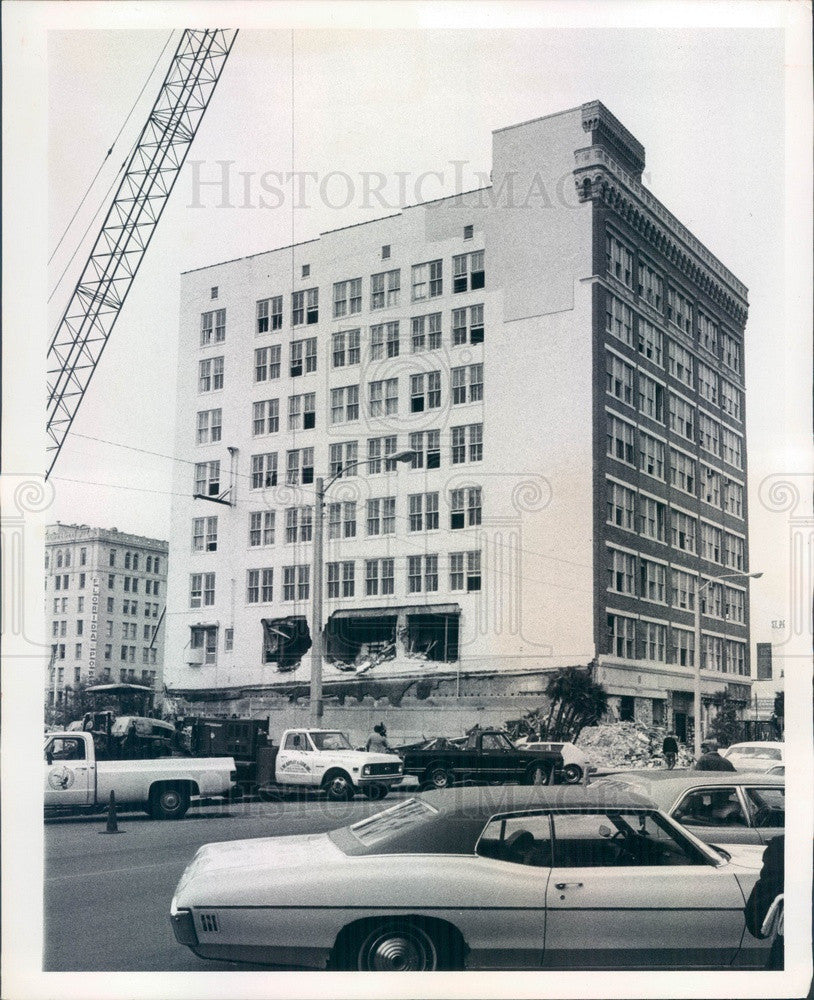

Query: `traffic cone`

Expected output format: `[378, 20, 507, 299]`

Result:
[100, 790, 122, 834]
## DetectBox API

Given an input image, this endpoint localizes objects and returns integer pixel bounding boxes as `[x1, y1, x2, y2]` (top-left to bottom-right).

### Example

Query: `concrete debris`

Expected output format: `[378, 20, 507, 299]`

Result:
[576, 721, 694, 769]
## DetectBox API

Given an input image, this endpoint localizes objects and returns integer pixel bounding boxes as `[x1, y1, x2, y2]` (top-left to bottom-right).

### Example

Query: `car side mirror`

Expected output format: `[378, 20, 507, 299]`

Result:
[598, 824, 613, 839]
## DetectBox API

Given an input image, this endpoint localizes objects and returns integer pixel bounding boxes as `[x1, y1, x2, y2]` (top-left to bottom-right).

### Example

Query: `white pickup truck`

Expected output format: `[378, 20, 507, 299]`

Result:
[44, 730, 236, 820]
[264, 728, 403, 800]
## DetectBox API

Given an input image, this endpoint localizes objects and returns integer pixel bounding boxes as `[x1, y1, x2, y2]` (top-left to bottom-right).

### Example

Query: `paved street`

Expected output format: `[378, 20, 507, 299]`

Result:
[44, 794, 394, 971]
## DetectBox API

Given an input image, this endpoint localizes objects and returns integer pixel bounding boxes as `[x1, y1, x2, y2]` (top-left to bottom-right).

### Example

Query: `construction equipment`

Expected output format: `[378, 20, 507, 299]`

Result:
[46, 29, 238, 479]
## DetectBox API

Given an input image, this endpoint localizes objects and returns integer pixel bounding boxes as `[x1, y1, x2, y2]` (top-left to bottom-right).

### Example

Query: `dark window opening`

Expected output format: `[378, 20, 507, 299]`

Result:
[262, 616, 312, 672]
[463, 225, 474, 240]
[326, 615, 398, 669]
[471, 269, 485, 290]
[426, 448, 440, 469]
[382, 245, 391, 259]
[470, 324, 484, 345]
[304, 411, 316, 430]
[619, 695, 635, 721]
[405, 613, 459, 662]
[453, 274, 468, 294]
[302, 264, 310, 278]
[411, 397, 425, 413]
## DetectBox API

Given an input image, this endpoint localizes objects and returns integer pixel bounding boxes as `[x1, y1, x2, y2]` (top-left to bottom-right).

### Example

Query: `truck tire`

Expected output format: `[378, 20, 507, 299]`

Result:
[563, 763, 583, 784]
[426, 765, 453, 790]
[323, 771, 354, 801]
[149, 783, 191, 820]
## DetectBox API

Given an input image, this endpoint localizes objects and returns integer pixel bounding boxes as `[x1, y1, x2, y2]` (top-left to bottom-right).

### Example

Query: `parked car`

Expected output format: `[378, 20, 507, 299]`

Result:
[720, 741, 784, 772]
[170, 784, 772, 971]
[765, 764, 785, 777]
[594, 772, 784, 847]
[515, 739, 596, 783]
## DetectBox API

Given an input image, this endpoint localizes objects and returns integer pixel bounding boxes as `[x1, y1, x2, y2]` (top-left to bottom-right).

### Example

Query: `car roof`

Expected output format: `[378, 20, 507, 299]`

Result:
[726, 741, 784, 750]
[595, 772, 785, 809]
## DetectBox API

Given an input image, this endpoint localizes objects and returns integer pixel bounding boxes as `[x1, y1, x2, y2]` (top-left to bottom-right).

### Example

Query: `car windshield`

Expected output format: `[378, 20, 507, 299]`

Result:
[347, 798, 439, 846]
[311, 731, 352, 751]
[727, 746, 782, 760]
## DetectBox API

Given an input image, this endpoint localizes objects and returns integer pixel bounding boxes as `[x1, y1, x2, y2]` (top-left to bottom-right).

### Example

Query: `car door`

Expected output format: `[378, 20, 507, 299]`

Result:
[741, 786, 785, 844]
[44, 736, 93, 807]
[274, 731, 315, 786]
[670, 785, 760, 845]
[542, 809, 747, 969]
[479, 733, 515, 781]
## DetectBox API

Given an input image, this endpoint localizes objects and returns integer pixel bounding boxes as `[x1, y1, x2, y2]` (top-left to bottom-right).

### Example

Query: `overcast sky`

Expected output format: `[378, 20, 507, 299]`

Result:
[42, 12, 808, 663]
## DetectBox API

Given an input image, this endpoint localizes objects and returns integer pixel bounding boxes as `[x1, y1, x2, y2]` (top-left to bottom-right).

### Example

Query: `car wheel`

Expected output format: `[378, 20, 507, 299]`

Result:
[356, 920, 439, 971]
[563, 763, 584, 784]
[526, 764, 551, 786]
[150, 784, 190, 820]
[324, 772, 354, 801]
[361, 784, 389, 800]
[428, 766, 453, 790]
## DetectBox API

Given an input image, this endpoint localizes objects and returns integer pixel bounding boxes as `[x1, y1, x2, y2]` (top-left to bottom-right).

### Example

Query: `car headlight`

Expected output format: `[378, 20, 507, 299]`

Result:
[362, 764, 371, 775]
[397, 763, 403, 772]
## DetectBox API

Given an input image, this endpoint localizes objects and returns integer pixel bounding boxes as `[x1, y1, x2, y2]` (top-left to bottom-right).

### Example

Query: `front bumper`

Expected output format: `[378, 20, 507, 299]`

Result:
[170, 897, 198, 946]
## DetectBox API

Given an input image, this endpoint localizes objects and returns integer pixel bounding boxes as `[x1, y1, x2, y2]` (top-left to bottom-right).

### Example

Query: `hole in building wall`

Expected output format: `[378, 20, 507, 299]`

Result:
[262, 617, 312, 672]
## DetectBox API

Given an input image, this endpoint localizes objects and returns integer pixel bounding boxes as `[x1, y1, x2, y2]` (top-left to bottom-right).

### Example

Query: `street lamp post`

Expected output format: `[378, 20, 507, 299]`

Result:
[309, 450, 415, 725]
[693, 570, 762, 758]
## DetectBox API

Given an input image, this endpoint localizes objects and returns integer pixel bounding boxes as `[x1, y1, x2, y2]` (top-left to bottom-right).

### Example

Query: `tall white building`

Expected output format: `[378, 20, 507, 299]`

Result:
[166, 101, 752, 734]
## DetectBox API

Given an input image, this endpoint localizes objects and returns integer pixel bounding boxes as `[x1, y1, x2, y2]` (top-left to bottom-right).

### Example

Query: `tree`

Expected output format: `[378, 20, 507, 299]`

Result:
[510, 667, 608, 742]
[707, 691, 741, 748]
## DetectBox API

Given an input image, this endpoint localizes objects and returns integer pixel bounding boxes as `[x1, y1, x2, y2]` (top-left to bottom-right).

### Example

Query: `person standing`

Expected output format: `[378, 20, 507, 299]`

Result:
[366, 722, 390, 753]
[662, 731, 678, 769]
[694, 740, 736, 771]
[744, 835, 784, 969]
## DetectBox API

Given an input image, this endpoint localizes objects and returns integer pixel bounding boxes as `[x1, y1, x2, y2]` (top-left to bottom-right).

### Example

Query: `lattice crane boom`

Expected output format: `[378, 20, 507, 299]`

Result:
[46, 28, 238, 479]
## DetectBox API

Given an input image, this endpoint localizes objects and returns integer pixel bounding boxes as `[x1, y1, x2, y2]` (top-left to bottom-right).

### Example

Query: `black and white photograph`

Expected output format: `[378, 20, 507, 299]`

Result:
[2, 2, 812, 997]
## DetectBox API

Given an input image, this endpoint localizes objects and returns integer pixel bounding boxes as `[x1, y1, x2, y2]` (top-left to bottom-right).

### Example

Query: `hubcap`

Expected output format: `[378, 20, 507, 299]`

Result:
[364, 932, 431, 971]
[432, 772, 448, 787]
[330, 778, 348, 795]
[162, 791, 180, 808]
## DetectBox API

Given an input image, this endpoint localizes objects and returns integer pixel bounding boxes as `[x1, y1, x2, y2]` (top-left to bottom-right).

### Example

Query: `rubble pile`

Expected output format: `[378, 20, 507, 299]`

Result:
[576, 721, 694, 770]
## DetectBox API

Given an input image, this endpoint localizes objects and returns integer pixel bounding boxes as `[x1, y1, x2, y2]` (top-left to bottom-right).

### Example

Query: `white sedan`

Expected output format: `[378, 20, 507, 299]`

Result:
[517, 739, 596, 783]
[721, 741, 784, 772]
[170, 785, 772, 971]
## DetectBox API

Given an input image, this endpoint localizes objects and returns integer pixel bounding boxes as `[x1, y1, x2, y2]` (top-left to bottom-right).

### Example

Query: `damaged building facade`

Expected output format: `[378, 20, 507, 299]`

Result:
[165, 101, 753, 734]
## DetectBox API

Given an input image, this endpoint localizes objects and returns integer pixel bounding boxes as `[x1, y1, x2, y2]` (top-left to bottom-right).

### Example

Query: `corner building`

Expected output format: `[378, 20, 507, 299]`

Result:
[166, 101, 752, 733]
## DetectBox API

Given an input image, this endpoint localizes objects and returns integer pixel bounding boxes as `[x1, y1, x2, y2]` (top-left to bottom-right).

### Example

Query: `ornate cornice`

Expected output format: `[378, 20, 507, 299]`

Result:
[574, 145, 748, 329]
[582, 101, 646, 179]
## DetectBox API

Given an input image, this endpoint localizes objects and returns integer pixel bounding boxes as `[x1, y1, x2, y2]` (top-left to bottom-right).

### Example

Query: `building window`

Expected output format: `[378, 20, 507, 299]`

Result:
[285, 507, 314, 544]
[606, 233, 633, 288]
[191, 625, 218, 665]
[365, 558, 395, 597]
[667, 287, 693, 335]
[328, 502, 357, 540]
[190, 572, 215, 608]
[333, 277, 362, 318]
[257, 295, 283, 334]
[370, 268, 400, 310]
[697, 362, 719, 406]
[252, 398, 280, 436]
[301, 264, 310, 278]
[607, 614, 636, 658]
[669, 449, 695, 496]
[606, 413, 635, 465]
[194, 460, 220, 497]
[288, 393, 316, 431]
[451, 303, 484, 346]
[725, 480, 744, 518]
[450, 486, 482, 529]
[292, 287, 318, 326]
[254, 345, 281, 382]
[330, 385, 360, 424]
[327, 561, 355, 598]
[411, 260, 443, 301]
[451, 364, 483, 405]
[290, 337, 317, 377]
[720, 379, 742, 421]
[606, 352, 634, 406]
[407, 554, 438, 593]
[725, 586, 746, 624]
[452, 250, 485, 292]
[640, 560, 666, 603]
[285, 448, 314, 485]
[250, 452, 278, 490]
[332, 329, 361, 367]
[673, 628, 695, 667]
[672, 569, 697, 611]
[410, 372, 441, 412]
[411, 312, 443, 352]
[381, 245, 391, 260]
[698, 312, 719, 355]
[367, 435, 397, 473]
[608, 548, 636, 595]
[721, 331, 742, 374]
[368, 378, 398, 417]
[371, 321, 400, 360]
[196, 408, 222, 445]
[249, 510, 275, 547]
[637, 257, 663, 311]
[109, 549, 116, 567]
[605, 295, 634, 347]
[329, 440, 359, 477]
[463, 224, 474, 240]
[638, 374, 665, 422]
[668, 395, 695, 442]
[638, 494, 666, 543]
[408, 492, 439, 532]
[366, 497, 396, 536]
[638, 432, 665, 480]
[701, 466, 721, 508]
[450, 550, 481, 592]
[667, 340, 694, 389]
[409, 429, 441, 469]
[451, 423, 483, 464]
[283, 565, 310, 601]
[192, 516, 218, 552]
[606, 481, 635, 531]
[198, 356, 224, 392]
[642, 621, 667, 662]
[726, 639, 746, 676]
[724, 532, 745, 571]
[200, 308, 226, 346]
[637, 319, 663, 366]
[698, 413, 721, 456]
[721, 427, 743, 469]
[246, 568, 273, 604]
[671, 508, 697, 553]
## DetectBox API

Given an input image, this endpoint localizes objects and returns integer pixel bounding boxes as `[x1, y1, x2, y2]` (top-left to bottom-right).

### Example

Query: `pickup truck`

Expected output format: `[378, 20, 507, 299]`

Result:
[257, 728, 404, 801]
[398, 729, 563, 789]
[44, 730, 236, 820]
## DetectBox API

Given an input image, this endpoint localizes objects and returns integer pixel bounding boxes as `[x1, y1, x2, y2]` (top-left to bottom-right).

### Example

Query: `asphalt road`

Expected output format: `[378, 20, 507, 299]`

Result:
[44, 793, 395, 971]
